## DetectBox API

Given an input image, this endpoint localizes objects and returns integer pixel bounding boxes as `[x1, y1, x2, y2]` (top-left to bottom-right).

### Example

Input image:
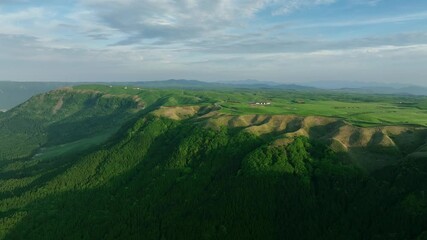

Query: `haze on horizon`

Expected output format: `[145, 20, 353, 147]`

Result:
[0, 0, 426, 86]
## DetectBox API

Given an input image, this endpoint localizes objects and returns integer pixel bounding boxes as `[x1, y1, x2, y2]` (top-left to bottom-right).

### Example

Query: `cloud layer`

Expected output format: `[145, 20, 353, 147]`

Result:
[0, 0, 426, 85]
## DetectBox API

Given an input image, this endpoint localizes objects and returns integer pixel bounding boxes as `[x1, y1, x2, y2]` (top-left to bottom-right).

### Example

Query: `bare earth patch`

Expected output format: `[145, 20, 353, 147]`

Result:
[198, 111, 427, 171]
[52, 97, 63, 114]
[152, 106, 200, 120]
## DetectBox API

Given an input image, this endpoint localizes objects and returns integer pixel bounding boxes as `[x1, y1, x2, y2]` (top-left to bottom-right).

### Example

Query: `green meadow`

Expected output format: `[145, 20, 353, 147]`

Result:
[75, 84, 427, 127]
[32, 128, 118, 161]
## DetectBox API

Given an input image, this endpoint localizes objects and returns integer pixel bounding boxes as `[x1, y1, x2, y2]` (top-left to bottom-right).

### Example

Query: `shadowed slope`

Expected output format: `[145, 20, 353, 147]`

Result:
[152, 107, 427, 171]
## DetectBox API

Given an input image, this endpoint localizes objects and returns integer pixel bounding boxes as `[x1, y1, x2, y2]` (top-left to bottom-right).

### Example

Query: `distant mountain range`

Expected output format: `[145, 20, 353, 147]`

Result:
[223, 80, 427, 95]
[127, 79, 315, 90]
[128, 79, 427, 95]
[2, 79, 427, 110]
[335, 86, 427, 96]
[302, 80, 427, 95]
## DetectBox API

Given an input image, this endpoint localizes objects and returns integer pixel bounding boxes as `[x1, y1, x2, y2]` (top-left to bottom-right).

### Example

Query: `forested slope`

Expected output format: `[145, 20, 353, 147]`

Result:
[0, 82, 74, 111]
[0, 87, 426, 239]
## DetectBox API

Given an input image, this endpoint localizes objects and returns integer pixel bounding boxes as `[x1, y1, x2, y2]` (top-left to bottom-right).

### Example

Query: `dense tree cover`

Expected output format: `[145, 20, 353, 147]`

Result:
[0, 90, 139, 161]
[0, 114, 426, 239]
[0, 82, 72, 110]
[1, 88, 427, 239]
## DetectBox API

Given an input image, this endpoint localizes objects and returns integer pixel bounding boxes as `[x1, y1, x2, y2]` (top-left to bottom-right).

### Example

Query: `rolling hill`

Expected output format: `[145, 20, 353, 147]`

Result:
[3, 80, 427, 112]
[0, 85, 427, 239]
[0, 81, 75, 111]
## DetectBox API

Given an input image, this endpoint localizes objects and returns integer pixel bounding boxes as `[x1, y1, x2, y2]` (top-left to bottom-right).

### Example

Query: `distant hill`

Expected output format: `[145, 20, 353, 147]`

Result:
[330, 86, 427, 96]
[303, 81, 427, 95]
[130, 79, 426, 95]
[2, 79, 427, 111]
[128, 79, 226, 89]
[227, 80, 315, 90]
[129, 79, 315, 90]
[1, 79, 316, 110]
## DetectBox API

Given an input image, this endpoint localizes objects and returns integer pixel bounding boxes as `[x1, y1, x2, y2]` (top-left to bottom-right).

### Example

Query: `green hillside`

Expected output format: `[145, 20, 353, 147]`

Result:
[0, 82, 75, 111]
[0, 86, 427, 239]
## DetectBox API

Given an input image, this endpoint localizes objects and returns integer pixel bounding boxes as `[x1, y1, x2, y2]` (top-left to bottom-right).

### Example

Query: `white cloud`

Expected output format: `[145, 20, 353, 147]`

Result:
[0, 7, 50, 34]
[350, 0, 382, 6]
[78, 0, 338, 45]
[272, 0, 336, 15]
[0, 0, 426, 85]
[287, 11, 427, 29]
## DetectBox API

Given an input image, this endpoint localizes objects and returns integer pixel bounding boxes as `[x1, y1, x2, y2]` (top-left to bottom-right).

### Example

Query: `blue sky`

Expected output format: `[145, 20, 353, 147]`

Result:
[0, 0, 426, 85]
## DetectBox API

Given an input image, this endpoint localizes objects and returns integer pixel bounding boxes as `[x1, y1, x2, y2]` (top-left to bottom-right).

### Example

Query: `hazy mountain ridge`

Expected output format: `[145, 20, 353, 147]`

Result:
[128, 79, 315, 90]
[304, 81, 427, 95]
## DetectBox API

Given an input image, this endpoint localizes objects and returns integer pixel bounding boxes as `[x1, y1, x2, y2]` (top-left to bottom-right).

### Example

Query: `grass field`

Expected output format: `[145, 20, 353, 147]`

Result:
[33, 128, 118, 161]
[74, 85, 427, 127]
[219, 100, 427, 126]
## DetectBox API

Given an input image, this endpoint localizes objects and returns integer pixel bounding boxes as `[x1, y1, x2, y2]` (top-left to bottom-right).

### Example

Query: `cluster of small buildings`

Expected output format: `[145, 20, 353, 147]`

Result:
[255, 102, 271, 105]
[250, 102, 271, 106]
[108, 85, 141, 90]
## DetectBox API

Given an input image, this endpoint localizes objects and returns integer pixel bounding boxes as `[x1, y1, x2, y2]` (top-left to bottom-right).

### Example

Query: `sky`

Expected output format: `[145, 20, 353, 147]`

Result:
[0, 0, 426, 85]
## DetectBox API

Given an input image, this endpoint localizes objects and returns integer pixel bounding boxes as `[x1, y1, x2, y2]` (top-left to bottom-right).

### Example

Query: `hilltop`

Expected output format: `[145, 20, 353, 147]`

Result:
[0, 85, 427, 239]
[0, 81, 75, 110]
[3, 80, 427, 111]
